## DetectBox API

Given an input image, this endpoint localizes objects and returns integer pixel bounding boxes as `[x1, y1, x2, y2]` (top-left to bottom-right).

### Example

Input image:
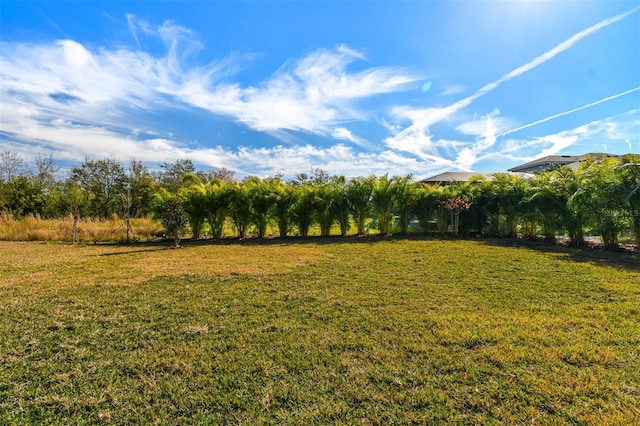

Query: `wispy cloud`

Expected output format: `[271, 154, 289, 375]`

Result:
[0, 16, 419, 151]
[384, 6, 640, 169]
[331, 127, 370, 148]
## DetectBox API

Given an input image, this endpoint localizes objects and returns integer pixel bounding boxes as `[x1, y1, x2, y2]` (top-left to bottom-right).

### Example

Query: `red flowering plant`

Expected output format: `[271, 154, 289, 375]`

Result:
[441, 196, 472, 235]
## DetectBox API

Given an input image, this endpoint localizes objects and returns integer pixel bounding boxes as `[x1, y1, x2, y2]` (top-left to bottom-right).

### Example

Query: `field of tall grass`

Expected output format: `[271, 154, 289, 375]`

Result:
[1, 237, 639, 424]
[0, 213, 163, 243]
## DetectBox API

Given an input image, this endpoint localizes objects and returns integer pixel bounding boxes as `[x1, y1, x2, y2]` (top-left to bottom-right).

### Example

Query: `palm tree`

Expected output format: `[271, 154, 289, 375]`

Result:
[204, 179, 230, 239]
[371, 174, 395, 235]
[245, 177, 276, 238]
[292, 184, 316, 238]
[272, 179, 295, 238]
[572, 158, 625, 249]
[413, 184, 439, 234]
[347, 176, 373, 236]
[228, 181, 252, 239]
[392, 174, 415, 235]
[331, 177, 351, 237]
[181, 183, 207, 239]
[313, 181, 335, 237]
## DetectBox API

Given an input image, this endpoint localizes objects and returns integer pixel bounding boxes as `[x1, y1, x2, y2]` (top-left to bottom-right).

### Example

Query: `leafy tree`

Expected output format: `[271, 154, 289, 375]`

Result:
[154, 190, 187, 248]
[523, 172, 565, 242]
[1, 175, 46, 217]
[126, 160, 156, 217]
[157, 159, 196, 193]
[69, 158, 126, 218]
[48, 180, 91, 243]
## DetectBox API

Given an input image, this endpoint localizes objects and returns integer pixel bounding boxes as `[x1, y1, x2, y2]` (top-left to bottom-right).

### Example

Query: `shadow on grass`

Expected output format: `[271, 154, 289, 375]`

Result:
[475, 237, 640, 272]
[98, 233, 640, 271]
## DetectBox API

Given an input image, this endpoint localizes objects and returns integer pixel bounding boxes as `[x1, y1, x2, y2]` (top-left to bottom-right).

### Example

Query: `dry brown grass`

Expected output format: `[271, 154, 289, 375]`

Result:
[0, 213, 163, 242]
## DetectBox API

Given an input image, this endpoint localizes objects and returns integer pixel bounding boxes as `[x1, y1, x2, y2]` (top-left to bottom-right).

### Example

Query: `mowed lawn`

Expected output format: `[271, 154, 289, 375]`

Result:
[1, 238, 639, 424]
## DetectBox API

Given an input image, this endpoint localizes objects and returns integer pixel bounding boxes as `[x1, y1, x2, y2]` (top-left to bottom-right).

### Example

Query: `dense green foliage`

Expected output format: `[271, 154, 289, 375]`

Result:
[1, 239, 639, 424]
[1, 151, 639, 245]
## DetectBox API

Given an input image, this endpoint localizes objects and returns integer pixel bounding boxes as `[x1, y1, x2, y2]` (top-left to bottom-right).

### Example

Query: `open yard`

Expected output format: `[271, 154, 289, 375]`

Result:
[1, 237, 639, 424]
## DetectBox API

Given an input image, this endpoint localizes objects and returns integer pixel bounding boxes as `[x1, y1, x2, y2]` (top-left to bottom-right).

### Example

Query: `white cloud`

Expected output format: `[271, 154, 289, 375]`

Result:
[440, 85, 466, 96]
[0, 15, 420, 149]
[331, 127, 369, 148]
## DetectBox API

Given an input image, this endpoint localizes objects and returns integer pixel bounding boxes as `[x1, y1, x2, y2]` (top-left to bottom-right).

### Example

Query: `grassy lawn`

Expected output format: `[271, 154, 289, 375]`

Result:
[1, 238, 639, 424]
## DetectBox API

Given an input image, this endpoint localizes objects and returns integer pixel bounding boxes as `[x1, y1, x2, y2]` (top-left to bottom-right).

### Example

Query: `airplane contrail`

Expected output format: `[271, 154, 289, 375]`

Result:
[498, 86, 640, 137]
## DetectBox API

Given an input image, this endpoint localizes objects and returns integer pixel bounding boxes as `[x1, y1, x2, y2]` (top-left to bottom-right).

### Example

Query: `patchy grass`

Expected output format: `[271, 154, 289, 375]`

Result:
[1, 238, 639, 424]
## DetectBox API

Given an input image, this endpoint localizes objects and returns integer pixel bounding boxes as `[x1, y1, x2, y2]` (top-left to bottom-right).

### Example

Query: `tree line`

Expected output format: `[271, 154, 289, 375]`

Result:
[1, 150, 638, 248]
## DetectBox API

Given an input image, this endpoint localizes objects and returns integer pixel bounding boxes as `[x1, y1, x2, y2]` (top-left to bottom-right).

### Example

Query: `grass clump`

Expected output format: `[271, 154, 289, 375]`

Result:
[1, 238, 639, 424]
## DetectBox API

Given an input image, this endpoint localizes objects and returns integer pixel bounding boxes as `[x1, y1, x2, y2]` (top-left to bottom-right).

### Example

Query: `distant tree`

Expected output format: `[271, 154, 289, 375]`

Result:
[49, 180, 90, 243]
[127, 160, 156, 217]
[69, 158, 126, 218]
[158, 159, 196, 193]
[0, 150, 25, 181]
[197, 167, 235, 183]
[1, 175, 46, 217]
[34, 153, 58, 188]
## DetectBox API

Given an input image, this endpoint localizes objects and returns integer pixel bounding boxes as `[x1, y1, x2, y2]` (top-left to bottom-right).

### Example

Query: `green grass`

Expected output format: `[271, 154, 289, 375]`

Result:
[1, 237, 639, 424]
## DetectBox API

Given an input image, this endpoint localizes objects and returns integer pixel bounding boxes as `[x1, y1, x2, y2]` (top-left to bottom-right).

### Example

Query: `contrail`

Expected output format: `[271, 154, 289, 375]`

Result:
[389, 5, 640, 140]
[498, 87, 640, 137]
[451, 5, 640, 114]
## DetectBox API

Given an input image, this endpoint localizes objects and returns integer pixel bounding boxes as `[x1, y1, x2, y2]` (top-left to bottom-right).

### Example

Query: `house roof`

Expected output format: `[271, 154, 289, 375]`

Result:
[507, 155, 579, 173]
[420, 172, 531, 185]
[507, 152, 622, 173]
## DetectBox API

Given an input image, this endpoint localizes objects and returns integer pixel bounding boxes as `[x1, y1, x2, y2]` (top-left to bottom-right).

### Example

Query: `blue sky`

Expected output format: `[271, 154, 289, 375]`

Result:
[1, 1, 638, 179]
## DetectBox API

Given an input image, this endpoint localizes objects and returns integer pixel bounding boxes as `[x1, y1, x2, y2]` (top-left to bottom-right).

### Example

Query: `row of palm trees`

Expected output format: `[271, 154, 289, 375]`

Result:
[156, 155, 639, 249]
